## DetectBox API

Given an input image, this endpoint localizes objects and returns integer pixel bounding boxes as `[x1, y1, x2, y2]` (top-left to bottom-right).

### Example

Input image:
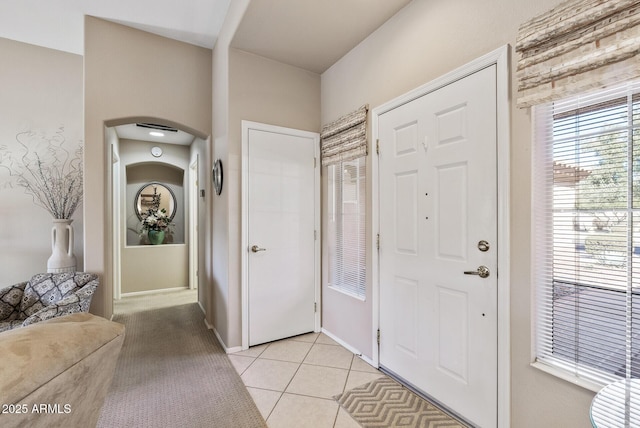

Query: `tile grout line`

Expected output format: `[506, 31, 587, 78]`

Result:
[332, 353, 355, 428]
[232, 342, 269, 376]
[237, 333, 369, 427]
[234, 341, 278, 424]
[263, 332, 321, 425]
[278, 332, 320, 392]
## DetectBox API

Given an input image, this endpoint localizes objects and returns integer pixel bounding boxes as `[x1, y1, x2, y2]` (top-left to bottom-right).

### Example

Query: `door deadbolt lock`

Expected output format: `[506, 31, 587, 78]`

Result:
[478, 240, 490, 252]
[464, 265, 490, 278]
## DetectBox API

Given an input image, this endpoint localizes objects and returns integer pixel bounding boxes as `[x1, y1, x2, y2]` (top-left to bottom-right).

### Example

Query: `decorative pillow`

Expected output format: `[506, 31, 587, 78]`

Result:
[21, 280, 99, 327]
[19, 273, 96, 319]
[0, 282, 26, 322]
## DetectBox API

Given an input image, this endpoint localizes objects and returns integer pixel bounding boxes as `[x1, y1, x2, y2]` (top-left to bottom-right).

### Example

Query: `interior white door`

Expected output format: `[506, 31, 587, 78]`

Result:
[378, 65, 498, 427]
[247, 127, 317, 346]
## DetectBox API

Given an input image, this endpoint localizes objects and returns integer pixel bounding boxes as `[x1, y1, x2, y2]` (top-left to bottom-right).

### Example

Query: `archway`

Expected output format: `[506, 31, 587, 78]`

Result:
[104, 117, 209, 314]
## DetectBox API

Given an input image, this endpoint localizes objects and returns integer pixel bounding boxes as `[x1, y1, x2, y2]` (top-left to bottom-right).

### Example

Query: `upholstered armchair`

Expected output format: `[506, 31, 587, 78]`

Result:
[0, 272, 99, 333]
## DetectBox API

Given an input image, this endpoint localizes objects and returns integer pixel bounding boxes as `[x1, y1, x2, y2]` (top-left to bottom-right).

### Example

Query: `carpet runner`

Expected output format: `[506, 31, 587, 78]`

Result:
[97, 302, 267, 428]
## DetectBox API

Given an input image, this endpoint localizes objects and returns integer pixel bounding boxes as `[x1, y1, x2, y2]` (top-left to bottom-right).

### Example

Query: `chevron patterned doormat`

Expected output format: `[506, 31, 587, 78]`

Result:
[335, 377, 468, 428]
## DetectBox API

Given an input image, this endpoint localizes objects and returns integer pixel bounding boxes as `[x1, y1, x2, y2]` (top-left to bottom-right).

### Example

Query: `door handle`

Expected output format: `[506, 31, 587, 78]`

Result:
[464, 265, 490, 278]
[251, 245, 266, 253]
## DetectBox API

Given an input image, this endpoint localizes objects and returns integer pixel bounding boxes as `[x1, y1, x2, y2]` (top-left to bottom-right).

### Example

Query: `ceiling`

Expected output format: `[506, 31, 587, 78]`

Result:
[0, 0, 410, 74]
[0, 0, 411, 143]
[232, 0, 412, 74]
[0, 0, 231, 55]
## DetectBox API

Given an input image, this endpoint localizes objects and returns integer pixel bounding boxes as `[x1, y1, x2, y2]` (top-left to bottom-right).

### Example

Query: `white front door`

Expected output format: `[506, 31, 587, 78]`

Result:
[245, 123, 319, 346]
[378, 65, 497, 427]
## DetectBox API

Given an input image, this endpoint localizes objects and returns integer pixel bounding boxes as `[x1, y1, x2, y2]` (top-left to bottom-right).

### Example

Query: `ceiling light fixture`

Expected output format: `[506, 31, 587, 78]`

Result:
[149, 131, 164, 137]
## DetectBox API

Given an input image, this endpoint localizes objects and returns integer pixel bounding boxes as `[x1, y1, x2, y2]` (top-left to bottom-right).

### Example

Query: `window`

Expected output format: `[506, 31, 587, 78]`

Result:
[533, 82, 640, 386]
[327, 156, 366, 299]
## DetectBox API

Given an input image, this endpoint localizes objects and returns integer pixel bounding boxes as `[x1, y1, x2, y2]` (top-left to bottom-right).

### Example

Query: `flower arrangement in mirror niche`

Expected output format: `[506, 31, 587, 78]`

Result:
[139, 186, 173, 245]
[0, 127, 83, 219]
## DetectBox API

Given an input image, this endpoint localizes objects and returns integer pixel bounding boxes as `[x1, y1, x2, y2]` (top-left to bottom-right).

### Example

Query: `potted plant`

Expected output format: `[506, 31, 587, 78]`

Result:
[140, 206, 173, 245]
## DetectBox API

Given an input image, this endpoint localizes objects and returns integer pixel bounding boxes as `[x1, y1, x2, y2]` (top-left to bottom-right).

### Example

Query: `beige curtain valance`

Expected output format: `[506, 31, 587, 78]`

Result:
[516, 0, 640, 108]
[320, 105, 368, 167]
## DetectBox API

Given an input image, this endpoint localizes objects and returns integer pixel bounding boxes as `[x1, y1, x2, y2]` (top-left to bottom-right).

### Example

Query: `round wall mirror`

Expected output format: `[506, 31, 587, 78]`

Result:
[213, 158, 223, 195]
[134, 182, 177, 220]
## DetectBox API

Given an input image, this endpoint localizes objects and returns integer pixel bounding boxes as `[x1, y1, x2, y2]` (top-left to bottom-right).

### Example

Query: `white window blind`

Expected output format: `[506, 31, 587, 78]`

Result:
[533, 81, 640, 385]
[328, 157, 366, 299]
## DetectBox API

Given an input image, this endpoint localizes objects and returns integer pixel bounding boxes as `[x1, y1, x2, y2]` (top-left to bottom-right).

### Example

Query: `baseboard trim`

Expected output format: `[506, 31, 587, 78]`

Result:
[224, 344, 243, 354]
[357, 353, 376, 368]
[319, 329, 376, 368]
[203, 319, 242, 354]
[321, 328, 363, 357]
[119, 287, 189, 298]
[204, 317, 214, 330]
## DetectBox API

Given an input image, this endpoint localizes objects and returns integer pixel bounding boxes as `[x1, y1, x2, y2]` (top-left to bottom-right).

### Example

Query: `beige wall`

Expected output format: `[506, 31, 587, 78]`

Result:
[84, 17, 212, 318]
[0, 38, 84, 286]
[320, 0, 594, 426]
[229, 49, 321, 138]
[121, 245, 188, 293]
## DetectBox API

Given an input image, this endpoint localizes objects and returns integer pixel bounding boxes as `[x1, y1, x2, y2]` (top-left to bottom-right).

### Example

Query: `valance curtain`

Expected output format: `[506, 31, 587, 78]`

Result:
[320, 105, 368, 167]
[516, 0, 640, 108]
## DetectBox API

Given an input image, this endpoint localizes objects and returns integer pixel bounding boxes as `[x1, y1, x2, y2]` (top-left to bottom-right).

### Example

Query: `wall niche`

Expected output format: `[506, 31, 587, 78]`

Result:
[126, 163, 185, 246]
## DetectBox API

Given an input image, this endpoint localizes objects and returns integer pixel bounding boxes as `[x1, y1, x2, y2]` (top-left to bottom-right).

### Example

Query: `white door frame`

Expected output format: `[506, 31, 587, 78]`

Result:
[240, 121, 321, 350]
[371, 45, 511, 427]
[189, 156, 199, 290]
[111, 138, 122, 301]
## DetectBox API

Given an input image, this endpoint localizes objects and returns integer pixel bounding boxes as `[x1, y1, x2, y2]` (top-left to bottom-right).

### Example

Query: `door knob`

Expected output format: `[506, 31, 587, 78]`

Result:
[251, 245, 266, 253]
[464, 265, 490, 278]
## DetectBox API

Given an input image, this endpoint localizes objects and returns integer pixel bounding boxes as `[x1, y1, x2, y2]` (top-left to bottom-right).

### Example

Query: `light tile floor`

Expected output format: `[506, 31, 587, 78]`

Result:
[229, 333, 388, 428]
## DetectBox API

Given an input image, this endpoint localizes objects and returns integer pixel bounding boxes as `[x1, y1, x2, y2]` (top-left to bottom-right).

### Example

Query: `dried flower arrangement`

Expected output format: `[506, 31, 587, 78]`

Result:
[139, 188, 173, 233]
[0, 128, 83, 219]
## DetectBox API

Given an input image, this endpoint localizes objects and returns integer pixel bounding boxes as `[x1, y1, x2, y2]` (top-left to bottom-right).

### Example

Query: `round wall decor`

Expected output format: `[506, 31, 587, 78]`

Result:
[213, 159, 223, 195]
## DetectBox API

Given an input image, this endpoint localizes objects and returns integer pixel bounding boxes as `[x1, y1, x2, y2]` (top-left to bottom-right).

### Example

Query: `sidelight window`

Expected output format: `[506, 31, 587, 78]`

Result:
[533, 81, 640, 386]
[327, 156, 366, 299]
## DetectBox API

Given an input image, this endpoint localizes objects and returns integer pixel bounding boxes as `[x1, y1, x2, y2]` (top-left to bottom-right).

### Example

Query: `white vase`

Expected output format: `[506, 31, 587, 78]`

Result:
[47, 219, 77, 273]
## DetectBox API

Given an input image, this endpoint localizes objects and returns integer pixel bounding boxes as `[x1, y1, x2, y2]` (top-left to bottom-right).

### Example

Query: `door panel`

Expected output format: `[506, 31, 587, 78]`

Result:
[248, 128, 317, 346]
[437, 285, 469, 383]
[395, 172, 419, 254]
[437, 163, 467, 259]
[379, 65, 497, 427]
[394, 276, 419, 358]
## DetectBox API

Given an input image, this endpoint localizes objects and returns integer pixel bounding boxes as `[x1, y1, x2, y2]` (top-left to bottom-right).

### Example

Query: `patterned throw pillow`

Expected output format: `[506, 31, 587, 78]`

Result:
[19, 273, 96, 319]
[0, 282, 26, 321]
[21, 280, 98, 327]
